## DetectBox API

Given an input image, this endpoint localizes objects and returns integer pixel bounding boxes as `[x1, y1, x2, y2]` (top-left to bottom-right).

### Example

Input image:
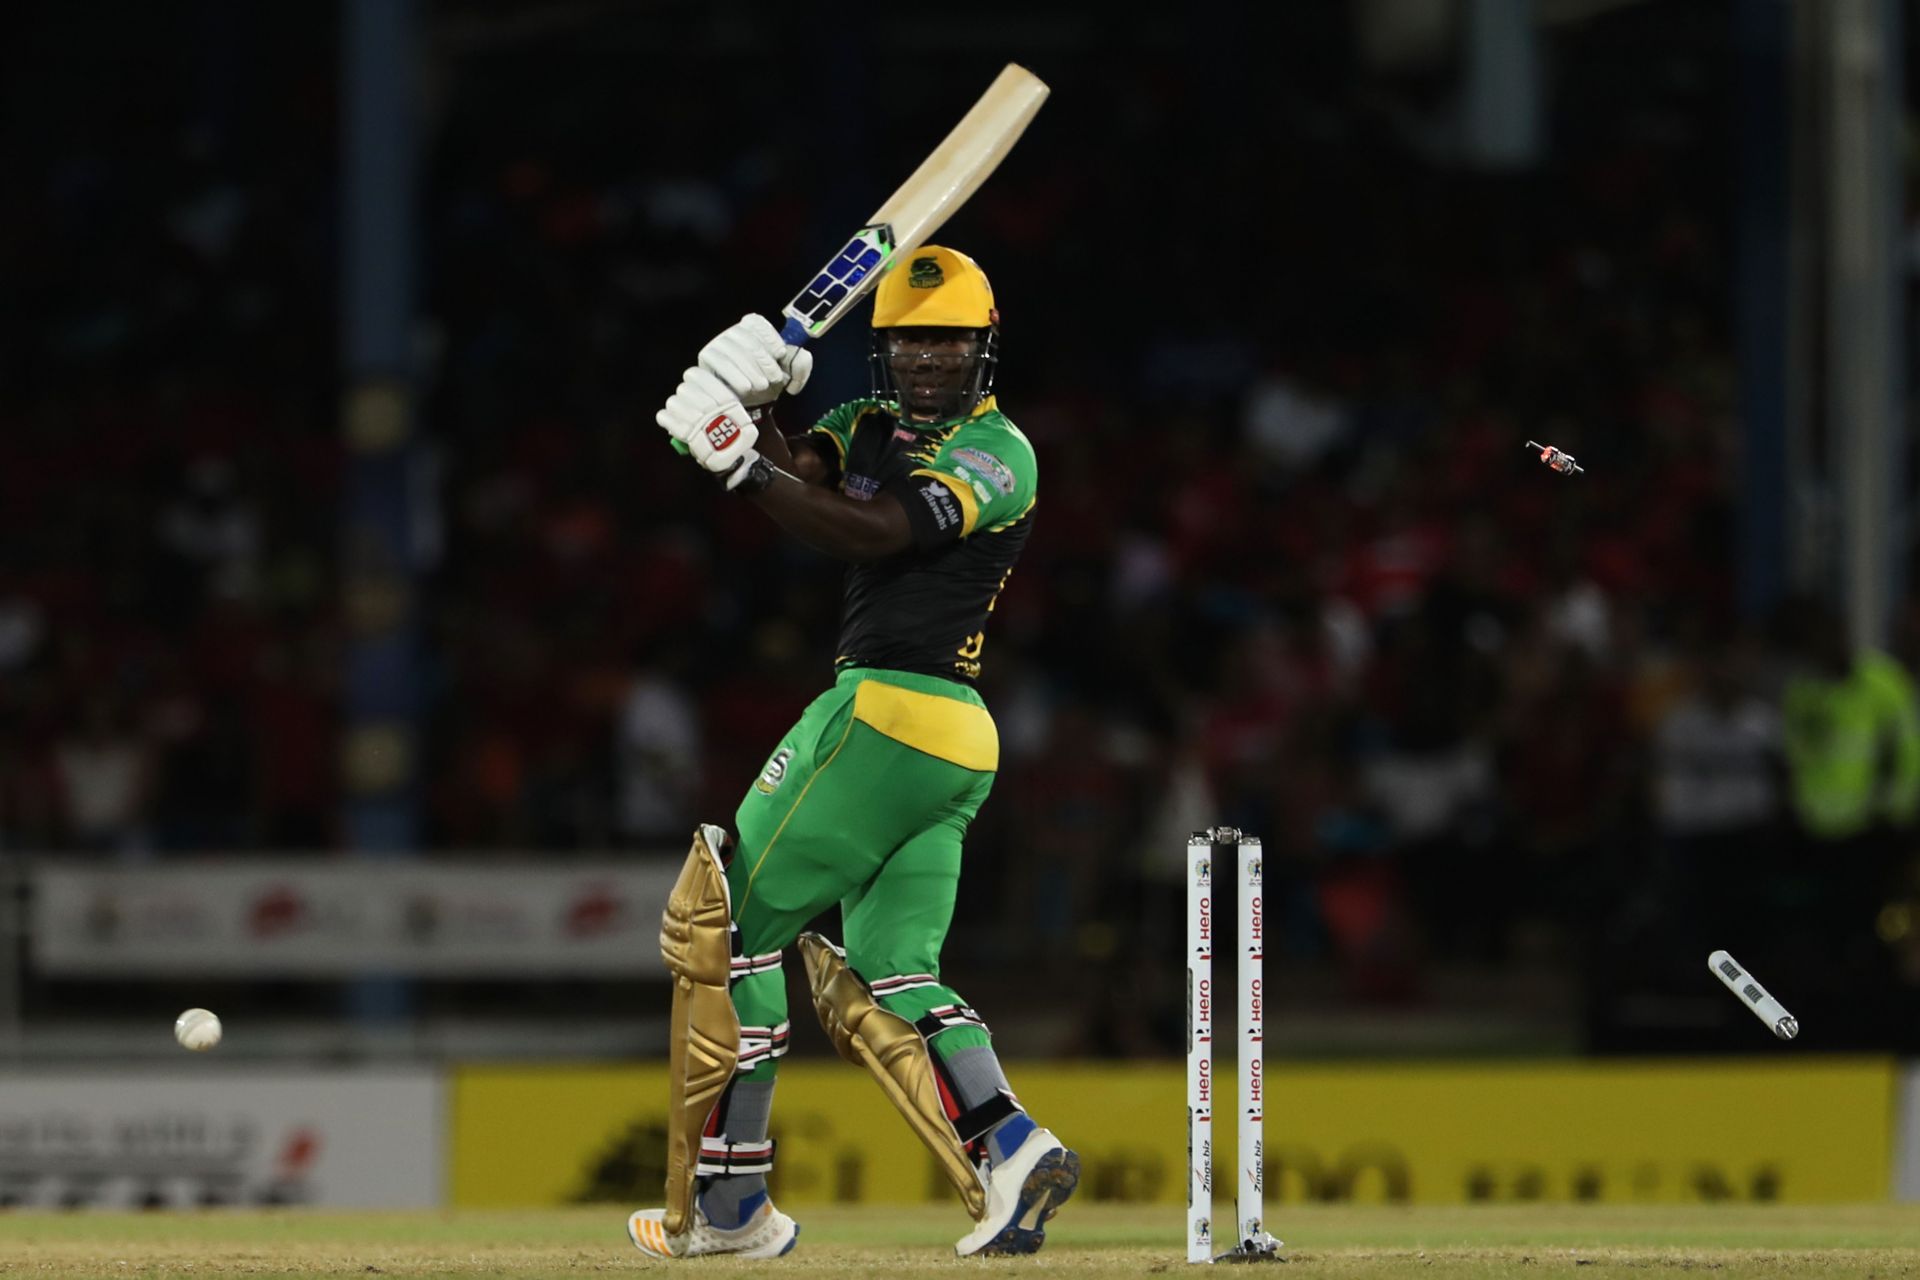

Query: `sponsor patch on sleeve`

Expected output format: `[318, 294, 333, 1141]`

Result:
[915, 479, 964, 533]
[950, 446, 1015, 495]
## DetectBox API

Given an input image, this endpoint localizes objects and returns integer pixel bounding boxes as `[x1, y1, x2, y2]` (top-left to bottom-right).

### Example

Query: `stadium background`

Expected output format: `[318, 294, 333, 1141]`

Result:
[3, 0, 1920, 1215]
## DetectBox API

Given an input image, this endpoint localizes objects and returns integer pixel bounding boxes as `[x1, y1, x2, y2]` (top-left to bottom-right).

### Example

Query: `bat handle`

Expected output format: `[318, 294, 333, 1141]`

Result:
[779, 314, 813, 349]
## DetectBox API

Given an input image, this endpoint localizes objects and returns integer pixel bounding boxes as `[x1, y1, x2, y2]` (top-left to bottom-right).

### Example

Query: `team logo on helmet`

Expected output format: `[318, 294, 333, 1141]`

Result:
[908, 257, 945, 289]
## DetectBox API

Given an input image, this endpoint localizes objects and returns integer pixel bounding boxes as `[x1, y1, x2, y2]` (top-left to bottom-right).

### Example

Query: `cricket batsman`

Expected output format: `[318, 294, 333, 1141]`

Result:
[629, 247, 1078, 1259]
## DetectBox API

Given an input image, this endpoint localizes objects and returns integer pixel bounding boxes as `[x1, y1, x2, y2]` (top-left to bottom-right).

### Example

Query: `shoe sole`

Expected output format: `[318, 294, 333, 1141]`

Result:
[975, 1148, 1081, 1257]
[625, 1215, 799, 1259]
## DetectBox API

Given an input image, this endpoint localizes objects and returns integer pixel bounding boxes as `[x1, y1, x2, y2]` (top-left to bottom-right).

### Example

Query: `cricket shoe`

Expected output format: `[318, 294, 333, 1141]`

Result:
[626, 1198, 799, 1259]
[953, 1127, 1080, 1257]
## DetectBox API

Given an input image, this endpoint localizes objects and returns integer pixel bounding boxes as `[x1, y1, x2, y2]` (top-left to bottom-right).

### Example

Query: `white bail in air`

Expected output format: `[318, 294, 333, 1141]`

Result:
[1707, 950, 1798, 1041]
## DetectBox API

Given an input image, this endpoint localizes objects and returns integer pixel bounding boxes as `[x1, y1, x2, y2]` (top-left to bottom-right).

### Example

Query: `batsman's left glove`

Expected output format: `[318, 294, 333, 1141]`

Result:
[697, 313, 813, 408]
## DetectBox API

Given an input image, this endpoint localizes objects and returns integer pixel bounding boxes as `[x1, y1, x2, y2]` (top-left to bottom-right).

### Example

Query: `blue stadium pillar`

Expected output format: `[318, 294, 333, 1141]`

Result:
[807, 25, 875, 406]
[1733, 0, 1791, 620]
[1825, 0, 1907, 647]
[340, 0, 422, 1021]
[1459, 0, 1542, 169]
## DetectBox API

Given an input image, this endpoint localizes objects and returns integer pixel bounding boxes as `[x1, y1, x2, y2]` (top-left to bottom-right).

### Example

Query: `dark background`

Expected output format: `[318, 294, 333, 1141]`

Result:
[3, 0, 1918, 1058]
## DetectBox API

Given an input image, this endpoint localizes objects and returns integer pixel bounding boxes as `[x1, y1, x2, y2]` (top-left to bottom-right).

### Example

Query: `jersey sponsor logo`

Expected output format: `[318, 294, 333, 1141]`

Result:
[962, 476, 992, 504]
[950, 447, 1015, 495]
[843, 474, 880, 501]
[754, 748, 793, 795]
[917, 480, 960, 531]
[704, 413, 742, 450]
[893, 428, 918, 443]
[908, 256, 944, 289]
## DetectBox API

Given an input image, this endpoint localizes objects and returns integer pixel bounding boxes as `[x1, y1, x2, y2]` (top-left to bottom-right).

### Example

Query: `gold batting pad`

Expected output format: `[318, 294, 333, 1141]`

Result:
[797, 931, 988, 1221]
[660, 827, 741, 1240]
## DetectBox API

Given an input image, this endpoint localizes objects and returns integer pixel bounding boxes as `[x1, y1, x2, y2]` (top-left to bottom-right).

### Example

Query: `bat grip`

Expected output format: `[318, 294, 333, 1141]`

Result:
[779, 315, 813, 349]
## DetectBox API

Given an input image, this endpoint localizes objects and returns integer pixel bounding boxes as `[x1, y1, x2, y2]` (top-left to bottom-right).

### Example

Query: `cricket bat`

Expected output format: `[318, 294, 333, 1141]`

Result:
[667, 63, 1048, 457]
[776, 63, 1051, 347]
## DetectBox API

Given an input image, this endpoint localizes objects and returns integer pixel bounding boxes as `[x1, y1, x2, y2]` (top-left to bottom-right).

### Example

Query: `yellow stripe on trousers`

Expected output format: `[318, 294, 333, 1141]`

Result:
[850, 680, 997, 772]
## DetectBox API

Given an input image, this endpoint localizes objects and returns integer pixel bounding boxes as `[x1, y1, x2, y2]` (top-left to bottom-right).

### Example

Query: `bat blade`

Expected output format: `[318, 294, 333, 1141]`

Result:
[780, 64, 1049, 344]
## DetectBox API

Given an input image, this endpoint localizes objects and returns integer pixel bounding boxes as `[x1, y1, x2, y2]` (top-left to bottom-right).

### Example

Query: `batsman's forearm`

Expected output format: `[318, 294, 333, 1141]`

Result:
[747, 409, 831, 484]
[752, 409, 798, 470]
[749, 482, 909, 562]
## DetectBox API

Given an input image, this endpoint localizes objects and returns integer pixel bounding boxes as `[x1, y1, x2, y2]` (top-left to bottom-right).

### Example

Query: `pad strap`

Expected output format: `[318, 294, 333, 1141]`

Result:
[951, 1090, 1021, 1144]
[737, 1021, 792, 1071]
[870, 972, 941, 998]
[730, 949, 783, 984]
[914, 1003, 989, 1039]
[696, 1136, 776, 1177]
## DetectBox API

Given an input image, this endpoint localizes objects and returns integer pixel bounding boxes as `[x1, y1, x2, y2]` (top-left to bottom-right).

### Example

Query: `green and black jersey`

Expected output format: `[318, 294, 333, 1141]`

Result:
[805, 395, 1037, 684]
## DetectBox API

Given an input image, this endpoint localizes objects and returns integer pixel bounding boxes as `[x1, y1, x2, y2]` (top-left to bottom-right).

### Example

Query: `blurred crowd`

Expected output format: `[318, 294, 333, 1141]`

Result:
[4, 3, 1920, 1050]
[0, 5, 339, 857]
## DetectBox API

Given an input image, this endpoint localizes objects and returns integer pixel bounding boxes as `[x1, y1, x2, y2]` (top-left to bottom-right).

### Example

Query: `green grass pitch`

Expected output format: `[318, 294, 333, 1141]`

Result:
[3, 1203, 1918, 1277]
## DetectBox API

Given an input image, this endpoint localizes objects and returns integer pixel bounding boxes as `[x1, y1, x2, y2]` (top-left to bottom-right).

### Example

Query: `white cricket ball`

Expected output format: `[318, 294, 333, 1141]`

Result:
[174, 1007, 222, 1051]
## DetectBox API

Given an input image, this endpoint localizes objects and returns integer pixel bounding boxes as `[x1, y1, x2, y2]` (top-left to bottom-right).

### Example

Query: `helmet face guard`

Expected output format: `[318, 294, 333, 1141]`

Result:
[869, 327, 999, 422]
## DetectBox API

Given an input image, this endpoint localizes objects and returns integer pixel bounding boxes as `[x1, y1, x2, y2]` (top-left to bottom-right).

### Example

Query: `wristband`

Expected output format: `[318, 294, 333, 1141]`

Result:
[729, 455, 777, 495]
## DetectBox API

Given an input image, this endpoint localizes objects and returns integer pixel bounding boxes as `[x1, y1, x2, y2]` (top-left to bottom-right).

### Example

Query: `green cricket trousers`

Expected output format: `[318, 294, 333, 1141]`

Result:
[725, 666, 999, 1082]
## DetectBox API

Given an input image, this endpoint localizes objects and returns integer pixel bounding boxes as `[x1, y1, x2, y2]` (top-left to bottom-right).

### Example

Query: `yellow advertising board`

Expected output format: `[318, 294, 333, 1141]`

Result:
[450, 1058, 1895, 1208]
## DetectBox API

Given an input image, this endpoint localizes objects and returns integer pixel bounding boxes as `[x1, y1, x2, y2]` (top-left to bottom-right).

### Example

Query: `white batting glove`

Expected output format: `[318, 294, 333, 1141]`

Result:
[697, 314, 813, 408]
[658, 365, 764, 483]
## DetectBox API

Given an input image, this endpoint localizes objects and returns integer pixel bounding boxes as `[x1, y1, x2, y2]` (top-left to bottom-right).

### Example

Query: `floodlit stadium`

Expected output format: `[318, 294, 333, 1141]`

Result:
[2, 1, 1918, 1275]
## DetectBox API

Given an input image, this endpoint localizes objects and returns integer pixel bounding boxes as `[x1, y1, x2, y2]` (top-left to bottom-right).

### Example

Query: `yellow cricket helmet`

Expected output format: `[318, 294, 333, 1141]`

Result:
[871, 245, 999, 329]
